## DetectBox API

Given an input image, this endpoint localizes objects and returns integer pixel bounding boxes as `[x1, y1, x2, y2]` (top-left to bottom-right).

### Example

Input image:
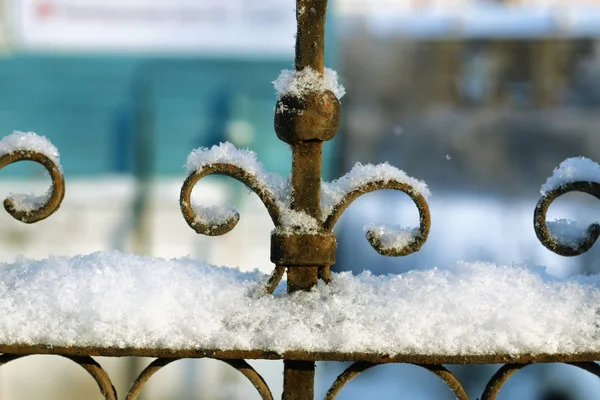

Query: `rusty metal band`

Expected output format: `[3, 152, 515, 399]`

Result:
[322, 180, 431, 256]
[324, 361, 469, 400]
[126, 357, 273, 400]
[0, 353, 117, 400]
[482, 362, 600, 400]
[0, 151, 65, 223]
[534, 181, 600, 256]
[271, 233, 336, 266]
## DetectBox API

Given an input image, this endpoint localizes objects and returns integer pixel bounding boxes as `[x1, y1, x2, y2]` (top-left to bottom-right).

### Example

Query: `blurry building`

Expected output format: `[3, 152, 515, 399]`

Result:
[0, 0, 339, 180]
[335, 0, 600, 196]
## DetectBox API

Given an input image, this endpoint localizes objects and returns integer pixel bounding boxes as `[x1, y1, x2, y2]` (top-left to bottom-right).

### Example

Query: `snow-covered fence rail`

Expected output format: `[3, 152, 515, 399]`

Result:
[1, 1, 600, 399]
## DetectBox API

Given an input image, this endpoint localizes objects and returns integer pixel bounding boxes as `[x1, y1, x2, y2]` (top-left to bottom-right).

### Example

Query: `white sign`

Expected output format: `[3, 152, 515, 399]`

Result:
[13, 0, 297, 56]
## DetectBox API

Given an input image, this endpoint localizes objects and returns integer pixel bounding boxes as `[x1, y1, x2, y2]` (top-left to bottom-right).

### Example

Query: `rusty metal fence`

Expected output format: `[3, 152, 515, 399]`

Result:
[0, 1, 599, 399]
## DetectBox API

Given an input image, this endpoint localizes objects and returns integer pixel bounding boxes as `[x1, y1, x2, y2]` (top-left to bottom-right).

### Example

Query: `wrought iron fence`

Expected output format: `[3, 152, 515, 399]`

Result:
[0, 1, 599, 399]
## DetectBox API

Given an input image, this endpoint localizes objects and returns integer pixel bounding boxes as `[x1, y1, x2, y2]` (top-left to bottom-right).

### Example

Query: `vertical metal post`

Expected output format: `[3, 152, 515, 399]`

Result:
[282, 1, 330, 398]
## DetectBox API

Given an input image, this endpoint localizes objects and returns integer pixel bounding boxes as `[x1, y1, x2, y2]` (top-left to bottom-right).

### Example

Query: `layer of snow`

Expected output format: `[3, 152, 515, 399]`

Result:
[541, 157, 600, 194]
[273, 67, 346, 100]
[276, 209, 320, 235]
[0, 131, 62, 172]
[546, 219, 590, 247]
[6, 190, 52, 214]
[366, 224, 420, 251]
[185, 142, 284, 193]
[1, 251, 600, 355]
[191, 204, 238, 227]
[321, 162, 431, 220]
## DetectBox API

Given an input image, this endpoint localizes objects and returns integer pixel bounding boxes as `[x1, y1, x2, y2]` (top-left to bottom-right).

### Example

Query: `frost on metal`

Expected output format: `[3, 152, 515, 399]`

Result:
[191, 204, 239, 228]
[0, 131, 62, 172]
[321, 162, 431, 219]
[273, 67, 346, 101]
[541, 157, 600, 194]
[1, 251, 600, 356]
[546, 219, 590, 248]
[365, 225, 420, 252]
[6, 190, 53, 215]
[0, 131, 63, 216]
[276, 209, 320, 235]
[185, 143, 430, 235]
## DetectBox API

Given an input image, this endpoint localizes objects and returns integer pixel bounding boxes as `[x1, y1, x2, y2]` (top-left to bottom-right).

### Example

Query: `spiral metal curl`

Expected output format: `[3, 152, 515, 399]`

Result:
[534, 181, 600, 256]
[126, 357, 273, 400]
[0, 353, 116, 400]
[323, 180, 431, 257]
[180, 163, 280, 236]
[0, 151, 65, 223]
[324, 361, 468, 400]
[482, 362, 600, 400]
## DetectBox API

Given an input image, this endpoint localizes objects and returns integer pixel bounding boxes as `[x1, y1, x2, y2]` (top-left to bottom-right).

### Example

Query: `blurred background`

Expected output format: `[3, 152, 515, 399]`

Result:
[0, 0, 600, 398]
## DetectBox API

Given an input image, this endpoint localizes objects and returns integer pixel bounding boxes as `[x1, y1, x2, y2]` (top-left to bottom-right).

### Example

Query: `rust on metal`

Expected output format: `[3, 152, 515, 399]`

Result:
[534, 181, 600, 256]
[0, 150, 65, 223]
[323, 180, 431, 256]
[283, 360, 315, 400]
[481, 362, 600, 400]
[6, 344, 600, 367]
[271, 233, 336, 266]
[264, 265, 286, 294]
[278, 1, 334, 397]
[126, 357, 273, 400]
[325, 362, 468, 400]
[324, 361, 375, 400]
[295, 0, 327, 72]
[180, 163, 281, 236]
[0, 353, 117, 400]
[275, 90, 341, 144]
[318, 264, 332, 283]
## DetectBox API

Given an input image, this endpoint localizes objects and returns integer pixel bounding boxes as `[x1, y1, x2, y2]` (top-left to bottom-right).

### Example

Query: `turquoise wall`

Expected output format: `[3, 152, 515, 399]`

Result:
[0, 45, 338, 182]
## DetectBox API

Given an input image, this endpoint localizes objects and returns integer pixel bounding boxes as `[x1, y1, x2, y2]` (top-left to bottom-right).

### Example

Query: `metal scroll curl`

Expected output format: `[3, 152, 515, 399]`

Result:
[324, 361, 469, 400]
[0, 353, 117, 400]
[534, 181, 600, 256]
[126, 357, 273, 400]
[481, 362, 600, 400]
[322, 180, 431, 257]
[180, 163, 281, 236]
[0, 151, 65, 223]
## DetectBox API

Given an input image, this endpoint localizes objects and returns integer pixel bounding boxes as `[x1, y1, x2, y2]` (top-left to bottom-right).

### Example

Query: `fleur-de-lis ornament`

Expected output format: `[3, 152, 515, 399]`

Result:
[178, 1, 431, 399]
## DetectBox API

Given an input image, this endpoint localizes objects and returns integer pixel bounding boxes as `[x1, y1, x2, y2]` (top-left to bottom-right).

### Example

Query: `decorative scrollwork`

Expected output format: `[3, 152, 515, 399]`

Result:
[534, 182, 600, 256]
[324, 361, 468, 400]
[0, 151, 65, 223]
[180, 163, 281, 236]
[0, 353, 117, 400]
[323, 180, 431, 256]
[126, 357, 273, 400]
[482, 362, 600, 400]
[181, 162, 430, 291]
